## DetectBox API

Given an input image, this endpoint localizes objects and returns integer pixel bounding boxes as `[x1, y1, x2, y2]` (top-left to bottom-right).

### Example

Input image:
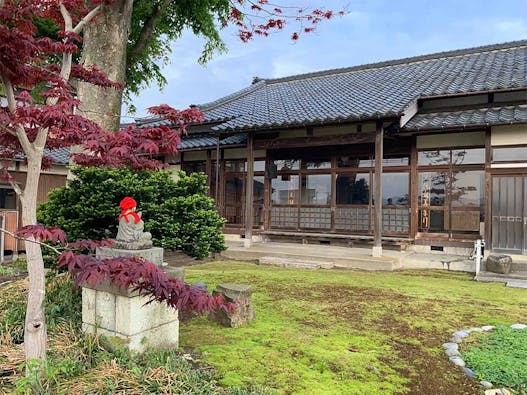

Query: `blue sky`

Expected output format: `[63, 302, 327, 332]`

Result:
[124, 0, 527, 119]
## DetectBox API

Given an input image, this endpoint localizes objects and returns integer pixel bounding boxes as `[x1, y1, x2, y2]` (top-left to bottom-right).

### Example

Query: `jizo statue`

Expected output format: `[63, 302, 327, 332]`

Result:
[115, 197, 153, 249]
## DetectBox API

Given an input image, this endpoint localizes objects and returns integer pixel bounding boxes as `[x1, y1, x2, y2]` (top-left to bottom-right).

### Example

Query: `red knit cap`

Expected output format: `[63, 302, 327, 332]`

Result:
[119, 196, 137, 211]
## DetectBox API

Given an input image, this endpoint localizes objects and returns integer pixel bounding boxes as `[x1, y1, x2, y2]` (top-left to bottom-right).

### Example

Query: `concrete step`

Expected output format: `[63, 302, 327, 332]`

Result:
[259, 256, 334, 269]
[222, 247, 400, 271]
[506, 281, 527, 289]
[475, 270, 527, 283]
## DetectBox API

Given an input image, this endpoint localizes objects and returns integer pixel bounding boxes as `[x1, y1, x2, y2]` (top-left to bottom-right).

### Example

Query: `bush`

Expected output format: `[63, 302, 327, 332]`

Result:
[38, 166, 226, 259]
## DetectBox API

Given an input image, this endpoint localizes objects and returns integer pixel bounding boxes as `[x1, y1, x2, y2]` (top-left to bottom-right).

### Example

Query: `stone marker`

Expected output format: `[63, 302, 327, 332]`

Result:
[486, 255, 512, 274]
[212, 283, 255, 328]
[83, 197, 178, 352]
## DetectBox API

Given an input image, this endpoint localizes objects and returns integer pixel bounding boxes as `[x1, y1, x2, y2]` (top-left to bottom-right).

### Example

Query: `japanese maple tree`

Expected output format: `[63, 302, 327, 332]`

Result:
[0, 0, 225, 373]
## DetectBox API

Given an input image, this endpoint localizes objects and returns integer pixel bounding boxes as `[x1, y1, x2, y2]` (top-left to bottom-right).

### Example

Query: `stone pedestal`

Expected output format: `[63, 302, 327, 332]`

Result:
[486, 255, 512, 274]
[82, 281, 179, 352]
[212, 283, 255, 328]
[96, 246, 165, 267]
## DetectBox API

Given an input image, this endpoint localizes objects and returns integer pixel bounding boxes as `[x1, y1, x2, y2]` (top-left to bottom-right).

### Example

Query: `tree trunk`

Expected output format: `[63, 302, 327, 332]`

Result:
[22, 153, 47, 368]
[77, 0, 133, 132]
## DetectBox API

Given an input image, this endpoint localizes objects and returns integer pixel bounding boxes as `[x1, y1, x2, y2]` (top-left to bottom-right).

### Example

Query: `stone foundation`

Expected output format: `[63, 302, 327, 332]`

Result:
[82, 281, 178, 352]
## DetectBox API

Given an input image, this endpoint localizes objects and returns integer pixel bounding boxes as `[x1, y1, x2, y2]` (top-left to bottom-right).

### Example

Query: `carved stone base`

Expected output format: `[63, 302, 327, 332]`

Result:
[113, 239, 153, 250]
[96, 246, 164, 267]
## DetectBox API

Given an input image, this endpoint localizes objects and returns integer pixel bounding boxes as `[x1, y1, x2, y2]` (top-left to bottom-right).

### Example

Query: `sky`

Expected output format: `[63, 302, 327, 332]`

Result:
[123, 0, 527, 120]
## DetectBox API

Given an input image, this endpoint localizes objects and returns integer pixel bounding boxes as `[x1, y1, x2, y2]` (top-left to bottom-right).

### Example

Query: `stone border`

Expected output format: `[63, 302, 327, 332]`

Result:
[443, 323, 527, 391]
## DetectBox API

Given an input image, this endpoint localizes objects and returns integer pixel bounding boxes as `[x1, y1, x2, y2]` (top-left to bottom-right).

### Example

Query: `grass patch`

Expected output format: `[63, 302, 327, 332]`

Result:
[181, 261, 527, 394]
[462, 326, 527, 392]
[2, 261, 527, 394]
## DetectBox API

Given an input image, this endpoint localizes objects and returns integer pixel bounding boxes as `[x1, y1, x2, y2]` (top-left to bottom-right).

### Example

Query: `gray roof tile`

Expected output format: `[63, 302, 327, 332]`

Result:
[403, 104, 527, 131]
[198, 40, 527, 131]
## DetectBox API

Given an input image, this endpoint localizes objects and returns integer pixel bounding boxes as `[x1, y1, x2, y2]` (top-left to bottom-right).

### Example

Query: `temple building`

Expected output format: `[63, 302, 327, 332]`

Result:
[139, 40, 527, 256]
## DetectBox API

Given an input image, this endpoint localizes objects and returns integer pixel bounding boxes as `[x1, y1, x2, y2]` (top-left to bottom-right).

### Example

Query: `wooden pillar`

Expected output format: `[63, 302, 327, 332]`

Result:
[244, 132, 254, 248]
[215, 135, 220, 209]
[484, 127, 492, 250]
[206, 149, 212, 192]
[409, 136, 419, 239]
[373, 120, 383, 257]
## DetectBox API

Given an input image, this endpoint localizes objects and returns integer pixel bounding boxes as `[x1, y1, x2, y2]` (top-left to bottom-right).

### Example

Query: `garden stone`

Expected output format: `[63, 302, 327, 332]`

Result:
[480, 381, 493, 389]
[468, 327, 483, 333]
[453, 330, 470, 338]
[449, 356, 465, 367]
[163, 266, 185, 281]
[212, 284, 255, 328]
[450, 336, 463, 344]
[445, 348, 461, 357]
[486, 255, 512, 274]
[510, 323, 527, 329]
[463, 367, 475, 378]
[442, 342, 459, 350]
[193, 282, 208, 291]
[481, 325, 495, 331]
[485, 389, 511, 395]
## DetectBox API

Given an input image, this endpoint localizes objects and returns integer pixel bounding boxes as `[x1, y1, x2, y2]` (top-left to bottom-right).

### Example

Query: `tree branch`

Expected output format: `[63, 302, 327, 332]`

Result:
[73, 4, 102, 35]
[0, 227, 62, 255]
[0, 73, 34, 155]
[8, 179, 23, 198]
[127, 0, 171, 67]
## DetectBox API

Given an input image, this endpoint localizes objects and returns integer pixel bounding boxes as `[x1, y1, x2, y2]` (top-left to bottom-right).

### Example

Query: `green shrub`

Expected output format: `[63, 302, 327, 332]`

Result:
[37, 166, 226, 259]
[462, 325, 527, 392]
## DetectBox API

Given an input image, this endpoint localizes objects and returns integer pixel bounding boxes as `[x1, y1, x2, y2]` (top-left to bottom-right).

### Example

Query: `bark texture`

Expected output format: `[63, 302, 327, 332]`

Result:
[22, 153, 47, 365]
[77, 0, 133, 132]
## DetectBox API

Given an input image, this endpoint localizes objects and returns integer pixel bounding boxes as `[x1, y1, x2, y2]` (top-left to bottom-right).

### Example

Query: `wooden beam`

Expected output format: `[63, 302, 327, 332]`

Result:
[244, 132, 255, 247]
[258, 133, 375, 150]
[373, 120, 383, 257]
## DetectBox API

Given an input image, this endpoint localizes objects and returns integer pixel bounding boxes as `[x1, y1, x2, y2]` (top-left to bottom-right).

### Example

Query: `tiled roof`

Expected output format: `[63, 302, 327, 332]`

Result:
[403, 104, 527, 131]
[44, 147, 70, 164]
[178, 133, 247, 150]
[198, 40, 527, 132]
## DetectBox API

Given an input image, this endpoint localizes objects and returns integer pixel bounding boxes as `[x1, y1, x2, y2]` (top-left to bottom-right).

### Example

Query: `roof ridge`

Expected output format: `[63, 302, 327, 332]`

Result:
[261, 39, 527, 84]
[197, 80, 267, 111]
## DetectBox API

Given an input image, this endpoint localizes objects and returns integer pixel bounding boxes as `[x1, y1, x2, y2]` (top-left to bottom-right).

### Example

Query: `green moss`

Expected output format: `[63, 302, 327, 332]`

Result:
[181, 261, 527, 394]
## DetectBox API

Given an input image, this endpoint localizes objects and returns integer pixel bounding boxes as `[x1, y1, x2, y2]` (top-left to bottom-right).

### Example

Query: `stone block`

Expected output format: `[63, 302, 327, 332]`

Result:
[95, 290, 115, 331]
[163, 266, 185, 280]
[212, 283, 255, 328]
[82, 284, 179, 353]
[486, 255, 512, 274]
[96, 246, 164, 267]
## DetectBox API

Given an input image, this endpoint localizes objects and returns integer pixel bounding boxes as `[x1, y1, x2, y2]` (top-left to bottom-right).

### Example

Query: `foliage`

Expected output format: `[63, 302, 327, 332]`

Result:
[0, 273, 81, 343]
[0, 0, 218, 368]
[0, 279, 264, 394]
[38, 166, 226, 258]
[122, 0, 344, 105]
[463, 325, 527, 392]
